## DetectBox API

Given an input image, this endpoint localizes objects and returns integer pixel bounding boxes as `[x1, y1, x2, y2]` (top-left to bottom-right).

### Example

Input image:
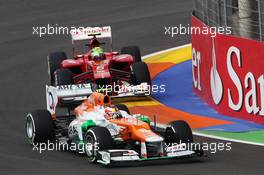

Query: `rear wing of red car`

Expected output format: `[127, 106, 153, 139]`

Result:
[70, 26, 112, 43]
[70, 26, 113, 56]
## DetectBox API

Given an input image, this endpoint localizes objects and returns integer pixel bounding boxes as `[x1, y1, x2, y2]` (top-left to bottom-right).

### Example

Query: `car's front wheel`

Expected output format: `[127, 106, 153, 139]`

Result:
[164, 120, 193, 144]
[84, 127, 114, 163]
[130, 62, 151, 85]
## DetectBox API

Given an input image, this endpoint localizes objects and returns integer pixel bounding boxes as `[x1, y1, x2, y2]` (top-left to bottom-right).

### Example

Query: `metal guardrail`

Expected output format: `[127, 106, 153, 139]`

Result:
[193, 0, 264, 41]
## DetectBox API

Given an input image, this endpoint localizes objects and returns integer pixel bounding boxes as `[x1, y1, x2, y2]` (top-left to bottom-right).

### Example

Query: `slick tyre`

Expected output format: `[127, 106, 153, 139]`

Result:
[48, 52, 67, 85]
[165, 120, 193, 144]
[131, 62, 151, 85]
[25, 110, 55, 145]
[121, 46, 142, 62]
[54, 68, 73, 86]
[84, 127, 114, 163]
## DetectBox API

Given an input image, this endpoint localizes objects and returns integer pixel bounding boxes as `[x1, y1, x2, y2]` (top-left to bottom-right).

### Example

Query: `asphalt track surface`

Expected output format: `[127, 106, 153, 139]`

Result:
[0, 0, 263, 174]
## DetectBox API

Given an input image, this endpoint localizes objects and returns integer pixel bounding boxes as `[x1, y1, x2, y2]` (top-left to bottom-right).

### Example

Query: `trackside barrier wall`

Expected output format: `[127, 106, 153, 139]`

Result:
[192, 16, 264, 124]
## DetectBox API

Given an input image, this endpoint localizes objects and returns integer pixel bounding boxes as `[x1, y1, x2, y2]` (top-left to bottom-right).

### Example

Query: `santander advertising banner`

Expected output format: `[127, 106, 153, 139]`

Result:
[192, 16, 264, 124]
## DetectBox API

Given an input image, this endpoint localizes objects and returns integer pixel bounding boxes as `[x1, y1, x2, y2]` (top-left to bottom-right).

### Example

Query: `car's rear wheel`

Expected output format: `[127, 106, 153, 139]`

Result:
[54, 68, 73, 86]
[48, 52, 67, 85]
[121, 46, 142, 62]
[164, 120, 193, 144]
[26, 110, 55, 144]
[131, 62, 151, 85]
[115, 104, 130, 114]
[84, 127, 114, 163]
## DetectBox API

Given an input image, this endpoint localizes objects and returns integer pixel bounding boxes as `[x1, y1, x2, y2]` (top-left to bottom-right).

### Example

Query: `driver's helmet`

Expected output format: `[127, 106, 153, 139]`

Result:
[105, 105, 122, 119]
[91, 47, 105, 61]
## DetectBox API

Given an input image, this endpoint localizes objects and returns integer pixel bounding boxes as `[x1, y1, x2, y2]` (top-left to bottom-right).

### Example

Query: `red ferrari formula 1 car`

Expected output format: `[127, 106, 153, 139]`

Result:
[47, 26, 151, 97]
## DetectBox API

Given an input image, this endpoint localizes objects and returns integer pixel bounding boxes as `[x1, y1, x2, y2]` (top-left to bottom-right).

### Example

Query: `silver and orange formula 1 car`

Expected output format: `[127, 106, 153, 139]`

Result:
[25, 84, 203, 166]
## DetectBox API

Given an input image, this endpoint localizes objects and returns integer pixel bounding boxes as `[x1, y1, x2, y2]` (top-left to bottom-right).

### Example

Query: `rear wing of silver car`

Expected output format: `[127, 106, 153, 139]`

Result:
[46, 84, 93, 115]
[46, 82, 150, 115]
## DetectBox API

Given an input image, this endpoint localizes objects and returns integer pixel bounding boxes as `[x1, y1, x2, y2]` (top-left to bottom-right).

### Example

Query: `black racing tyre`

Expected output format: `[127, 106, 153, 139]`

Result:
[131, 62, 151, 85]
[164, 120, 193, 144]
[54, 68, 73, 86]
[48, 52, 67, 85]
[115, 104, 130, 114]
[25, 110, 55, 144]
[84, 127, 114, 163]
[121, 46, 142, 62]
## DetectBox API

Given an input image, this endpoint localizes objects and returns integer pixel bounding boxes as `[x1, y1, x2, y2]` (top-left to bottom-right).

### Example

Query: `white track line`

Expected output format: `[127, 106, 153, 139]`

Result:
[152, 123, 264, 146]
[146, 44, 264, 147]
[193, 132, 264, 146]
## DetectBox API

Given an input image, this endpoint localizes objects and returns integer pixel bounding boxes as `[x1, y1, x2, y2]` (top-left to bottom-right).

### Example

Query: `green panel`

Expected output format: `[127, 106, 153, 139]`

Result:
[136, 115, 151, 125]
[81, 120, 96, 132]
